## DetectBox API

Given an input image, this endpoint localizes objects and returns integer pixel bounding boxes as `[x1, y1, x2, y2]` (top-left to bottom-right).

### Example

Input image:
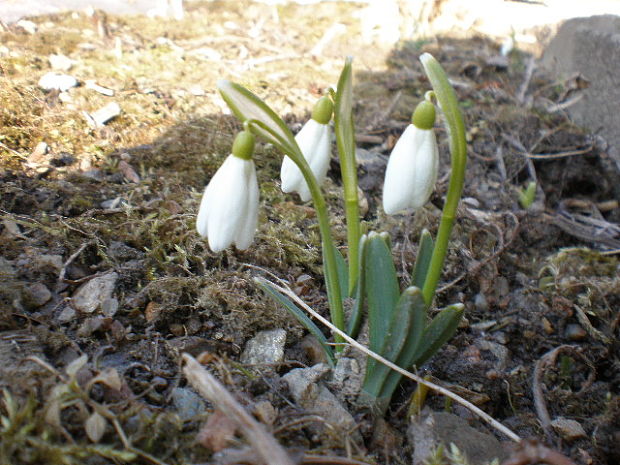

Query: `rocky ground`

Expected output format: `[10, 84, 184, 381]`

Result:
[0, 1, 619, 464]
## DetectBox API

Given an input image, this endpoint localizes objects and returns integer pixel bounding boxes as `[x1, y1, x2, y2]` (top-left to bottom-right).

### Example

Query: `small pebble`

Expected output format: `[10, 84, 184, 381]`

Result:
[565, 324, 587, 341]
[241, 329, 287, 366]
[101, 297, 119, 317]
[84, 102, 121, 128]
[171, 387, 205, 421]
[23, 283, 52, 308]
[49, 53, 75, 71]
[16, 19, 37, 34]
[38, 72, 78, 92]
[474, 293, 488, 312]
[551, 417, 587, 441]
[57, 306, 77, 323]
[72, 272, 118, 313]
[85, 80, 115, 96]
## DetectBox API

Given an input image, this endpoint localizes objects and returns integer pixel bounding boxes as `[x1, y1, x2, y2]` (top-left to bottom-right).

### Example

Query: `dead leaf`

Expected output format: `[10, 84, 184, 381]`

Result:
[197, 409, 237, 452]
[85, 411, 107, 442]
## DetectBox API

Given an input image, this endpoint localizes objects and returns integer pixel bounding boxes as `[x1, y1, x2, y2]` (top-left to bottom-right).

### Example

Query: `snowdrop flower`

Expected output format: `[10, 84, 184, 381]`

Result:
[383, 100, 438, 215]
[196, 131, 259, 253]
[280, 96, 333, 202]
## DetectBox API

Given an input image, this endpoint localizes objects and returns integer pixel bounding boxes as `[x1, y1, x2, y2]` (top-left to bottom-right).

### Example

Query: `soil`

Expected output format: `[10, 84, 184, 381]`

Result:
[0, 1, 619, 464]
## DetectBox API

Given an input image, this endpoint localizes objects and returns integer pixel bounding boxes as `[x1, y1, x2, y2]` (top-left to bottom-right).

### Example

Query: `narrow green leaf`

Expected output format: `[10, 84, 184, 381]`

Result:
[363, 232, 400, 385]
[363, 287, 424, 398]
[254, 277, 335, 366]
[327, 244, 349, 300]
[414, 303, 464, 366]
[372, 287, 428, 410]
[346, 234, 367, 338]
[217, 80, 301, 158]
[410, 229, 434, 291]
[364, 232, 400, 353]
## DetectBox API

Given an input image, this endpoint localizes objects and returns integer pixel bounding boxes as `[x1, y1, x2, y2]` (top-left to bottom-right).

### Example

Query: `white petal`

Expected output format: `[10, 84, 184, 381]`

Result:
[197, 155, 254, 253]
[281, 119, 331, 201]
[233, 160, 259, 250]
[383, 125, 438, 215]
[280, 155, 303, 193]
[300, 126, 331, 201]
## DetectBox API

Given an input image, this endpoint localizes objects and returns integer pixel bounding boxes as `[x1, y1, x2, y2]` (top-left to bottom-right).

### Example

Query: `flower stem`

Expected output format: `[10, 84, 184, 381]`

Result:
[297, 156, 346, 348]
[419, 53, 468, 306]
[244, 118, 346, 349]
[334, 57, 361, 295]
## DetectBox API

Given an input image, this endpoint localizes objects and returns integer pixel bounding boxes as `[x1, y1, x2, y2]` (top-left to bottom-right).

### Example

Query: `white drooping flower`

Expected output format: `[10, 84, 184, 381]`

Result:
[196, 131, 259, 252]
[280, 96, 333, 202]
[383, 100, 439, 215]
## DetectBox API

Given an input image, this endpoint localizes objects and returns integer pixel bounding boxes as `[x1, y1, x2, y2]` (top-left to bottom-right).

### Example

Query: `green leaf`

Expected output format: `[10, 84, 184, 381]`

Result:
[371, 287, 428, 411]
[217, 80, 301, 159]
[327, 244, 349, 300]
[410, 229, 434, 292]
[346, 234, 367, 338]
[376, 303, 463, 412]
[364, 232, 400, 353]
[363, 232, 400, 383]
[363, 287, 425, 398]
[414, 303, 464, 366]
[254, 277, 335, 366]
[518, 181, 537, 209]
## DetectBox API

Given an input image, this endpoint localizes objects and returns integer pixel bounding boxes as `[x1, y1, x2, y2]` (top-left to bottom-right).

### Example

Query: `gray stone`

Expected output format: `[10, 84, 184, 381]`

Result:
[101, 297, 119, 317]
[22, 282, 52, 308]
[240, 329, 286, 366]
[551, 417, 587, 441]
[331, 356, 363, 401]
[541, 15, 620, 171]
[71, 272, 118, 313]
[170, 387, 206, 421]
[408, 410, 506, 465]
[57, 306, 77, 324]
[283, 364, 358, 436]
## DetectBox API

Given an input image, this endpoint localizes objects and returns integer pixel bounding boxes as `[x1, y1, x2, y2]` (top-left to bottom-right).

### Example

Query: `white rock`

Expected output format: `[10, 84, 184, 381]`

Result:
[241, 329, 286, 365]
[49, 53, 75, 71]
[85, 80, 115, 96]
[71, 272, 118, 313]
[38, 72, 78, 92]
[84, 102, 121, 128]
[283, 364, 358, 435]
[16, 20, 37, 34]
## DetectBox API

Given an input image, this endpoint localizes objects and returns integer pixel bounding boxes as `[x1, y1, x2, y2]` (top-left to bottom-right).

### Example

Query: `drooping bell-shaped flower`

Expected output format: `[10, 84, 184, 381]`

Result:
[280, 96, 333, 202]
[382, 100, 439, 215]
[196, 131, 259, 252]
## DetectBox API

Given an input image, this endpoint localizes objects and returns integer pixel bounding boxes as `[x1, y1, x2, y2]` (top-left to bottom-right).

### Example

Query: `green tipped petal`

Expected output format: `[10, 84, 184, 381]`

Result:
[411, 100, 436, 130]
[311, 96, 334, 125]
[232, 131, 255, 160]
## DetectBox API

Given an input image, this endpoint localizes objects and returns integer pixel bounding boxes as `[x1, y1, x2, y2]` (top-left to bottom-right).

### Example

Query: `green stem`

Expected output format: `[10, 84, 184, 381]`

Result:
[334, 57, 361, 295]
[249, 120, 346, 348]
[298, 158, 346, 349]
[419, 53, 468, 306]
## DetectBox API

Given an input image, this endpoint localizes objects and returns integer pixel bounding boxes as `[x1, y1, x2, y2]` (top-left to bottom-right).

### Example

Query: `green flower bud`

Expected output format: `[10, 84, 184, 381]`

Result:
[411, 100, 436, 130]
[311, 97, 334, 125]
[232, 130, 255, 160]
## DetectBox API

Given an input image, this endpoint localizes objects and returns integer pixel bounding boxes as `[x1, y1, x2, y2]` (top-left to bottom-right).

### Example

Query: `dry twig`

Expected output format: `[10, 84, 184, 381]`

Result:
[182, 353, 296, 465]
[532, 345, 595, 439]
